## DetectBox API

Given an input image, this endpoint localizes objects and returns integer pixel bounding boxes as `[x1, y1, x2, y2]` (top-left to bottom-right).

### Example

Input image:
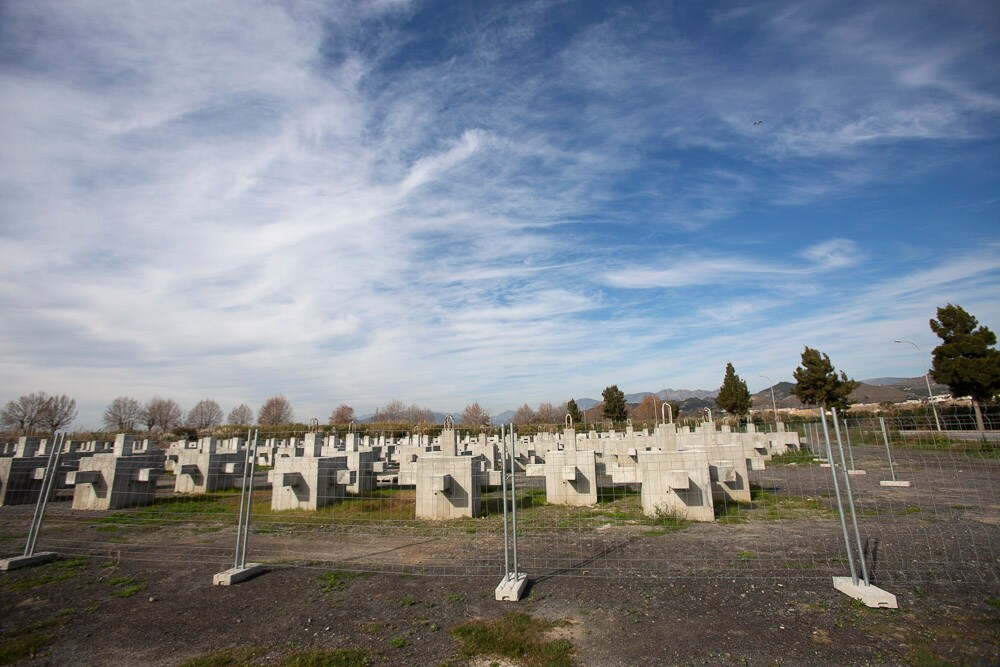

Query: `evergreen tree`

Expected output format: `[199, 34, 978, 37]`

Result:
[929, 304, 1000, 431]
[791, 347, 858, 412]
[566, 398, 583, 425]
[601, 385, 628, 423]
[716, 362, 752, 417]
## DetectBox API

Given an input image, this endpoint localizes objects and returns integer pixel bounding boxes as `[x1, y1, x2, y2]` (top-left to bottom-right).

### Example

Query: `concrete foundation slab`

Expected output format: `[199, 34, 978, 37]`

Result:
[213, 564, 264, 586]
[495, 573, 528, 601]
[833, 577, 897, 608]
[847, 470, 867, 475]
[880, 480, 912, 487]
[1, 552, 58, 571]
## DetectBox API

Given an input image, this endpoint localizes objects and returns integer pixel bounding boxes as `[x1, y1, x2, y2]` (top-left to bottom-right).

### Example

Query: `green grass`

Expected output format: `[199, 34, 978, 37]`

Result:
[986, 597, 1000, 609]
[180, 646, 370, 667]
[451, 612, 574, 667]
[397, 594, 416, 607]
[95, 494, 236, 532]
[716, 488, 831, 524]
[0, 608, 85, 665]
[317, 570, 368, 594]
[285, 649, 370, 667]
[445, 592, 467, 603]
[389, 636, 407, 648]
[107, 575, 146, 598]
[0, 556, 90, 592]
[0, 631, 53, 666]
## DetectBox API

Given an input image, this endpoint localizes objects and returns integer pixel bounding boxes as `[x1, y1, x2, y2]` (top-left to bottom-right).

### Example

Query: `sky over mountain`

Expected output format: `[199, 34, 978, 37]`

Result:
[1, 0, 998, 428]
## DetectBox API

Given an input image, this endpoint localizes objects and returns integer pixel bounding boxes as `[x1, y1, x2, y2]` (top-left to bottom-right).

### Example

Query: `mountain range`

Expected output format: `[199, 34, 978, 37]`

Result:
[356, 377, 949, 424]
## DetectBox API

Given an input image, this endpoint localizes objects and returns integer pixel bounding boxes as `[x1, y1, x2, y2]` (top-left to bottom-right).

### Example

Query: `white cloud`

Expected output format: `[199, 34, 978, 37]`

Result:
[0, 1, 997, 427]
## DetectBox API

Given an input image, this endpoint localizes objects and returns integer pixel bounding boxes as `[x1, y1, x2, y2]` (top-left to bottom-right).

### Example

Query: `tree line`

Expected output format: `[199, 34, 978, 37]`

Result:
[3, 303, 997, 435]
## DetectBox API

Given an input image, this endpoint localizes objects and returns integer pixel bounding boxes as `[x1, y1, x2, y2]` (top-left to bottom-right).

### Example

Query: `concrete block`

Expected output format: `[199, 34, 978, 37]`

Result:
[432, 474, 452, 494]
[667, 470, 690, 490]
[213, 564, 264, 586]
[544, 450, 598, 506]
[0, 552, 58, 571]
[415, 457, 479, 519]
[495, 573, 528, 602]
[832, 577, 897, 608]
[847, 470, 867, 475]
[270, 457, 347, 511]
[880, 480, 912, 487]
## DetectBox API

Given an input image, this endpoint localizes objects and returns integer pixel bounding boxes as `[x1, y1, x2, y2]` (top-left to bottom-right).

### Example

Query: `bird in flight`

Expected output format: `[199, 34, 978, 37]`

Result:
[753, 120, 764, 126]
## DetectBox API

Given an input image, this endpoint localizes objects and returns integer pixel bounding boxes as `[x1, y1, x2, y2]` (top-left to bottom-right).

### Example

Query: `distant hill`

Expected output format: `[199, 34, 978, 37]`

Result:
[491, 410, 515, 424]
[863, 377, 908, 386]
[752, 377, 948, 409]
[887, 376, 949, 397]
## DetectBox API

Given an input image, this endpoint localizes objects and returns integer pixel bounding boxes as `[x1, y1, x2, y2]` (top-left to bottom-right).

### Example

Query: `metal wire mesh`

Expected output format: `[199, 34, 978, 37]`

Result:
[1, 416, 997, 588]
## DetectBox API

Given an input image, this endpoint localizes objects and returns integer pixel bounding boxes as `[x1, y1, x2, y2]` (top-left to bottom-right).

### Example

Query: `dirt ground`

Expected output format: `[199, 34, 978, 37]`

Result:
[2, 444, 1000, 665]
[1, 555, 998, 666]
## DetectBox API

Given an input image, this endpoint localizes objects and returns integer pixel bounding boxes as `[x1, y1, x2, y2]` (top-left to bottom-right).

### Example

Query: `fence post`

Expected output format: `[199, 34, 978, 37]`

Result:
[1, 433, 64, 571]
[495, 423, 527, 601]
[878, 418, 911, 488]
[826, 409, 897, 608]
[213, 429, 264, 585]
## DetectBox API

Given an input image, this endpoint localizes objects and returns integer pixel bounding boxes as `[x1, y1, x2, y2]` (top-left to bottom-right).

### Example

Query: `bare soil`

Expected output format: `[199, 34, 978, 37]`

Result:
[2, 444, 999, 666]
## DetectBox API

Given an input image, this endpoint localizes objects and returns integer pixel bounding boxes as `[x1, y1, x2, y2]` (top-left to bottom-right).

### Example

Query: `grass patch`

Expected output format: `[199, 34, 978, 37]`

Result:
[180, 646, 269, 667]
[317, 570, 368, 594]
[285, 649, 370, 667]
[0, 607, 85, 666]
[107, 575, 146, 598]
[94, 494, 236, 532]
[0, 556, 90, 592]
[452, 612, 574, 667]
[445, 592, 467, 603]
[716, 488, 831, 524]
[389, 636, 406, 648]
[0, 631, 53, 666]
[987, 597, 1000, 609]
[767, 449, 818, 466]
[397, 594, 416, 607]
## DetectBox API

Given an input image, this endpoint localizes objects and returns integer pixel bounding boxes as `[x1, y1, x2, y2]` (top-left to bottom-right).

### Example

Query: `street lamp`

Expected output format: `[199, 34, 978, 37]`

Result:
[758, 375, 780, 427]
[893, 340, 942, 432]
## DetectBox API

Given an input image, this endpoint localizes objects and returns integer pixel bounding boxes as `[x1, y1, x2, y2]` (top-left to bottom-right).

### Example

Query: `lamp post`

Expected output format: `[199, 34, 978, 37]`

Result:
[758, 375, 779, 428]
[893, 340, 942, 432]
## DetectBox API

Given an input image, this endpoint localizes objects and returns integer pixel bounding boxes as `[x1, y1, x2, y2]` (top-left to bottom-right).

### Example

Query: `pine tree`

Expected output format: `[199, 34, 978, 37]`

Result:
[791, 347, 858, 412]
[929, 303, 1000, 431]
[716, 362, 752, 417]
[566, 399, 583, 425]
[601, 385, 628, 423]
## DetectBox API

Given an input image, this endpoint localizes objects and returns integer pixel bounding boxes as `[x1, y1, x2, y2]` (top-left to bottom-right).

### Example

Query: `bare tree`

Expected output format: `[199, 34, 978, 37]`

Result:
[372, 400, 406, 423]
[631, 394, 658, 420]
[533, 402, 562, 424]
[258, 395, 294, 425]
[371, 400, 437, 425]
[0, 392, 49, 433]
[404, 403, 435, 424]
[512, 403, 535, 425]
[227, 403, 254, 426]
[142, 397, 183, 432]
[41, 394, 78, 432]
[328, 404, 355, 424]
[103, 396, 143, 432]
[460, 402, 491, 427]
[186, 399, 224, 430]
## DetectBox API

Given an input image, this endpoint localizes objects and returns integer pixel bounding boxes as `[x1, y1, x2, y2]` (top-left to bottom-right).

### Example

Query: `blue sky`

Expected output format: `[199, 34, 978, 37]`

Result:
[1, 0, 998, 428]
